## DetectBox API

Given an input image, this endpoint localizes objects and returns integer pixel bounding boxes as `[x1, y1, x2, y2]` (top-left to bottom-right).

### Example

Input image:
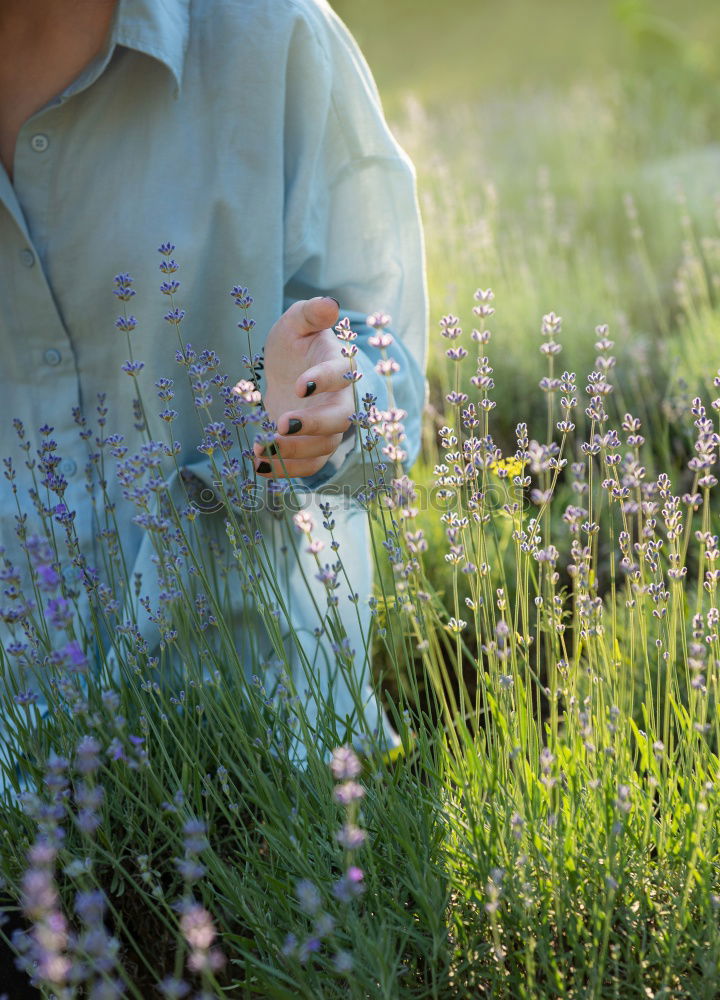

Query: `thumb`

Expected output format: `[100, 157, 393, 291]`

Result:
[270, 296, 340, 345]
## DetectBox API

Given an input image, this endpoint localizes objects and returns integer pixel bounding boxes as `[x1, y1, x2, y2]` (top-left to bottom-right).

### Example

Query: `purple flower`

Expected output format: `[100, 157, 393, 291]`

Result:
[375, 358, 400, 376]
[115, 316, 137, 333]
[36, 562, 61, 592]
[158, 977, 190, 999]
[19, 840, 73, 990]
[298, 936, 321, 964]
[14, 690, 38, 706]
[314, 913, 335, 938]
[333, 950, 354, 973]
[179, 903, 216, 950]
[60, 640, 88, 674]
[333, 866, 364, 903]
[182, 818, 208, 855]
[346, 865, 364, 885]
[330, 745, 362, 781]
[112, 273, 135, 302]
[336, 824, 367, 850]
[155, 377, 175, 400]
[76, 784, 104, 812]
[22, 867, 57, 918]
[27, 841, 57, 866]
[367, 311, 391, 330]
[75, 809, 101, 835]
[74, 890, 106, 925]
[187, 945, 225, 974]
[45, 753, 69, 778]
[281, 932, 297, 958]
[334, 317, 355, 341]
[164, 308, 185, 325]
[107, 738, 126, 763]
[173, 858, 206, 881]
[52, 503, 75, 525]
[439, 313, 462, 339]
[333, 780, 365, 805]
[75, 736, 101, 775]
[295, 879, 322, 916]
[230, 285, 254, 309]
[121, 360, 144, 376]
[89, 979, 124, 1000]
[45, 597, 73, 629]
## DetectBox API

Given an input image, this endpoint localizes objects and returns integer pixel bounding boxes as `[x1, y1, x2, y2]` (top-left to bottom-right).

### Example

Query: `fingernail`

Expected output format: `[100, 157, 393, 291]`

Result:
[324, 296, 340, 308]
[287, 418, 303, 435]
[304, 381, 316, 397]
[263, 443, 278, 456]
[256, 461, 272, 474]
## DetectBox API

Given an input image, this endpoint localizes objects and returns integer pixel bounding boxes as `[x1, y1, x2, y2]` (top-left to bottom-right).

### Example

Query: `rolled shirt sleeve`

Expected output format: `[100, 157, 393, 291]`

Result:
[281, 1, 428, 495]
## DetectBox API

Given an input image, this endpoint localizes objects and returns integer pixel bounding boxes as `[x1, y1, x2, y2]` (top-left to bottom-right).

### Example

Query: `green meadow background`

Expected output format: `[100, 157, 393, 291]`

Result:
[7, 6, 720, 997]
[332, 0, 720, 454]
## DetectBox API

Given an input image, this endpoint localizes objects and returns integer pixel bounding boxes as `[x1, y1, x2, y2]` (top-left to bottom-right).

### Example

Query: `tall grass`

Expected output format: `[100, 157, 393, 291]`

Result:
[4, 3, 720, 996]
[2, 245, 720, 996]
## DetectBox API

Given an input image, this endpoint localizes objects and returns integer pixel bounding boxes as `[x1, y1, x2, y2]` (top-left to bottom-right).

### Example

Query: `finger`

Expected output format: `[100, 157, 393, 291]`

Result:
[271, 296, 340, 345]
[296, 357, 356, 397]
[277, 400, 353, 437]
[254, 433, 343, 462]
[254, 455, 333, 479]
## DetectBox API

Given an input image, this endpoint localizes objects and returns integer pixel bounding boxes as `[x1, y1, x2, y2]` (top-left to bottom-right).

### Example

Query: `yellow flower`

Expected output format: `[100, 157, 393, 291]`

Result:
[382, 743, 406, 765]
[489, 456, 524, 480]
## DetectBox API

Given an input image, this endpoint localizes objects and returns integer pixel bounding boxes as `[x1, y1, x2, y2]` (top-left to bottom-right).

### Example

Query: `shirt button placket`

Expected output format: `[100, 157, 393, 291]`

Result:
[30, 133, 50, 153]
[17, 122, 85, 508]
[43, 348, 62, 367]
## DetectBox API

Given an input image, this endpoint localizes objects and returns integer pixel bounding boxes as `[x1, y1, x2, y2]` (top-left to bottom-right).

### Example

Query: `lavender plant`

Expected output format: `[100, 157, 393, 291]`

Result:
[1, 239, 720, 1000]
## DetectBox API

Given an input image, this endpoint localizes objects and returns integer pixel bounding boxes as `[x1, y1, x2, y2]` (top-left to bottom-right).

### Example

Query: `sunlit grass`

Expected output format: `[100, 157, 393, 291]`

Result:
[4, 2, 720, 997]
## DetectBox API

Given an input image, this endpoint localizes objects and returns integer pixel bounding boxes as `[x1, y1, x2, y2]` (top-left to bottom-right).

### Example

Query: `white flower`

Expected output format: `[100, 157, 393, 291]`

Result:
[367, 311, 392, 330]
[368, 331, 394, 349]
[231, 379, 261, 405]
[375, 358, 400, 376]
[293, 511, 315, 534]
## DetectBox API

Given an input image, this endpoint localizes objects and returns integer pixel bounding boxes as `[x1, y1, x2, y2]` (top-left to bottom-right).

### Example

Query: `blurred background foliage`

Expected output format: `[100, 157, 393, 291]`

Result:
[331, 0, 720, 457]
[332, 0, 720, 117]
[328, 0, 720, 707]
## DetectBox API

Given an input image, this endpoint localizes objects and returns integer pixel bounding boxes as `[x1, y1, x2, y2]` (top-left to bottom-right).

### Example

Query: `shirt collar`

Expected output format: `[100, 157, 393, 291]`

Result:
[113, 0, 191, 95]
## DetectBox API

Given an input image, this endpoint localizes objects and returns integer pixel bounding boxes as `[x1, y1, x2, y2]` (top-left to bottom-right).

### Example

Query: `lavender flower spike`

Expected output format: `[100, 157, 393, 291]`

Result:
[330, 745, 362, 781]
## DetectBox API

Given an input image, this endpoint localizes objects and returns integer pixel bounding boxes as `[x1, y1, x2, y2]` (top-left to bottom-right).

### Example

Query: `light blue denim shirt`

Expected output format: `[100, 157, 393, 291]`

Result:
[0, 0, 427, 586]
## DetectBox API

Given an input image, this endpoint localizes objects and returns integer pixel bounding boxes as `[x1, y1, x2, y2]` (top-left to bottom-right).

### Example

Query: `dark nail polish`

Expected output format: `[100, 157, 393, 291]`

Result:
[256, 461, 272, 474]
[304, 381, 316, 397]
[288, 418, 303, 435]
[325, 296, 340, 308]
[264, 443, 278, 456]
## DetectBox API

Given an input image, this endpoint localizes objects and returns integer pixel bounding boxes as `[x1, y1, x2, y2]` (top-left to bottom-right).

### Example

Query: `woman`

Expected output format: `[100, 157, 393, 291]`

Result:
[0, 0, 426, 765]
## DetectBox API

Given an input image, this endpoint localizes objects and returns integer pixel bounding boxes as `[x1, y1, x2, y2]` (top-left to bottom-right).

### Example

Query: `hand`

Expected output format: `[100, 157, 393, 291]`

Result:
[251, 296, 356, 478]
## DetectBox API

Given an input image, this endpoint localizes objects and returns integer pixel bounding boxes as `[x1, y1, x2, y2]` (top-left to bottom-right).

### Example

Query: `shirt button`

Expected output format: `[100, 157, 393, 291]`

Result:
[43, 348, 62, 366]
[30, 133, 49, 153]
[61, 459, 77, 477]
[20, 248, 35, 267]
